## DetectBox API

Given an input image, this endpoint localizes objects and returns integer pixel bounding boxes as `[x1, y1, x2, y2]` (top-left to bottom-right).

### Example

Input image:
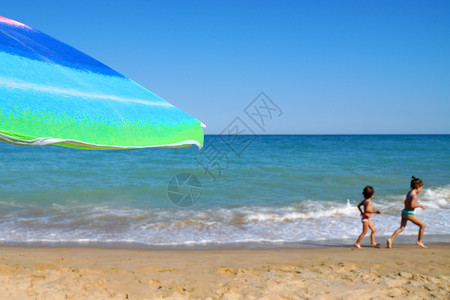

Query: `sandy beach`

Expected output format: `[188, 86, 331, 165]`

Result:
[0, 244, 447, 299]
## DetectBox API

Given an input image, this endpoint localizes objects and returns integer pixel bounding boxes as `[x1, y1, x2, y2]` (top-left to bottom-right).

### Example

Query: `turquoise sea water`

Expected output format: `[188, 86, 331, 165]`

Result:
[0, 135, 449, 247]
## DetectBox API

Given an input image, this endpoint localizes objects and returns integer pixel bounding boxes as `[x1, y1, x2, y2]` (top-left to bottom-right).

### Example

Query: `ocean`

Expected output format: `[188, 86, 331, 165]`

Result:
[0, 135, 449, 248]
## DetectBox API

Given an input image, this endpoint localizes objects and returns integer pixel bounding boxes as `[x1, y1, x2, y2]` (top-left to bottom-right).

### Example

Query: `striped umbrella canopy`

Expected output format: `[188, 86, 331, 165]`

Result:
[0, 16, 204, 150]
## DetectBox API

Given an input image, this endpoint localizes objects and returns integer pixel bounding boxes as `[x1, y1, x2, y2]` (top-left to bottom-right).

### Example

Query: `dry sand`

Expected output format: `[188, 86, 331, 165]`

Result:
[0, 244, 448, 299]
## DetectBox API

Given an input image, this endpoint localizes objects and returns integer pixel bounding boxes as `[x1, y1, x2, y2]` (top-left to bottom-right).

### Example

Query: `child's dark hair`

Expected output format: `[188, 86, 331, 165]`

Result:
[411, 176, 423, 189]
[362, 186, 374, 199]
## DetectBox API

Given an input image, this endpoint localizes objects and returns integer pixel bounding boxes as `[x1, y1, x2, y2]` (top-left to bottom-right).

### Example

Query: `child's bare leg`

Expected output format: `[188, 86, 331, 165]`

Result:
[355, 222, 369, 248]
[368, 221, 379, 246]
[407, 215, 427, 248]
[387, 218, 407, 248]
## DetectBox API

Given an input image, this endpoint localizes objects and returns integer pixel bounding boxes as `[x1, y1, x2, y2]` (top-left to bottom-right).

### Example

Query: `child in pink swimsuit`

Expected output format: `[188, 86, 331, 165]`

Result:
[355, 186, 381, 248]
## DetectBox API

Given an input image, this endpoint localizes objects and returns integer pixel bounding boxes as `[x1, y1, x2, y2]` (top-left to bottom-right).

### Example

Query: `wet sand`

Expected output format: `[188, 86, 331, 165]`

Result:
[0, 244, 448, 299]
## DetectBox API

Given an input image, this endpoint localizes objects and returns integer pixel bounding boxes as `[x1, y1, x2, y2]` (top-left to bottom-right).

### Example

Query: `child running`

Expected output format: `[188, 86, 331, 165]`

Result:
[355, 186, 381, 248]
[387, 176, 427, 249]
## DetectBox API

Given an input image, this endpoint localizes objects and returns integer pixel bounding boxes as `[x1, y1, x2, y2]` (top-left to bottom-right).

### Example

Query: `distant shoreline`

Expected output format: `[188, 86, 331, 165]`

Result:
[0, 234, 448, 251]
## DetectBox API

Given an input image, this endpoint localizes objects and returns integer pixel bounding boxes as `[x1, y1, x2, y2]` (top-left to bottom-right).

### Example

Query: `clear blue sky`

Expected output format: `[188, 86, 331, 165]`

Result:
[3, 1, 450, 134]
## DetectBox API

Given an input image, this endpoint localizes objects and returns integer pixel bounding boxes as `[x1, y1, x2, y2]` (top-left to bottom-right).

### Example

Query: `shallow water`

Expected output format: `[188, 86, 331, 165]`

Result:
[0, 135, 449, 247]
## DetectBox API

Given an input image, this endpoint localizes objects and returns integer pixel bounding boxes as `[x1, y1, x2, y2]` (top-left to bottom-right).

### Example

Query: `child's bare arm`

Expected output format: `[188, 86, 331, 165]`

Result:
[357, 200, 365, 214]
[357, 200, 380, 214]
[410, 194, 426, 210]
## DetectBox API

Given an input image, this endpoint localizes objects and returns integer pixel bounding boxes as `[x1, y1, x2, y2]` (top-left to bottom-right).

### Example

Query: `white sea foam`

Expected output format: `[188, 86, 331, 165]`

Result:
[420, 186, 450, 209]
[0, 186, 448, 246]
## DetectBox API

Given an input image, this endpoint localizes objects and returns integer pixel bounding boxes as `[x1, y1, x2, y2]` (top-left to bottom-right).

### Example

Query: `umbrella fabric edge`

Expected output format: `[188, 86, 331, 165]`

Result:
[0, 130, 203, 150]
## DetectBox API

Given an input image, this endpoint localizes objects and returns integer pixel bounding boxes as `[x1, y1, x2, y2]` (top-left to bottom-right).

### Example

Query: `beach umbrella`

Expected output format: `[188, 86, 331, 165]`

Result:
[0, 16, 204, 150]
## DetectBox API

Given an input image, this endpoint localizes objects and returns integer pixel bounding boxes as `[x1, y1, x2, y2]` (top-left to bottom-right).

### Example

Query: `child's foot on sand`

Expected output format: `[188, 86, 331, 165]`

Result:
[371, 243, 380, 247]
[386, 239, 392, 248]
[416, 241, 428, 248]
[354, 243, 361, 249]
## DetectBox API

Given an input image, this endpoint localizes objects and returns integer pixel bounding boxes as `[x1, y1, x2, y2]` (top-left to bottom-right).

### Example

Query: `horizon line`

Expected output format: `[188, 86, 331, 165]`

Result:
[204, 133, 450, 136]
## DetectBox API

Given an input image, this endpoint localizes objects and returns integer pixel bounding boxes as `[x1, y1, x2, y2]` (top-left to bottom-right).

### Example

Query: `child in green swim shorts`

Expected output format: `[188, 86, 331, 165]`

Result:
[387, 176, 427, 248]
